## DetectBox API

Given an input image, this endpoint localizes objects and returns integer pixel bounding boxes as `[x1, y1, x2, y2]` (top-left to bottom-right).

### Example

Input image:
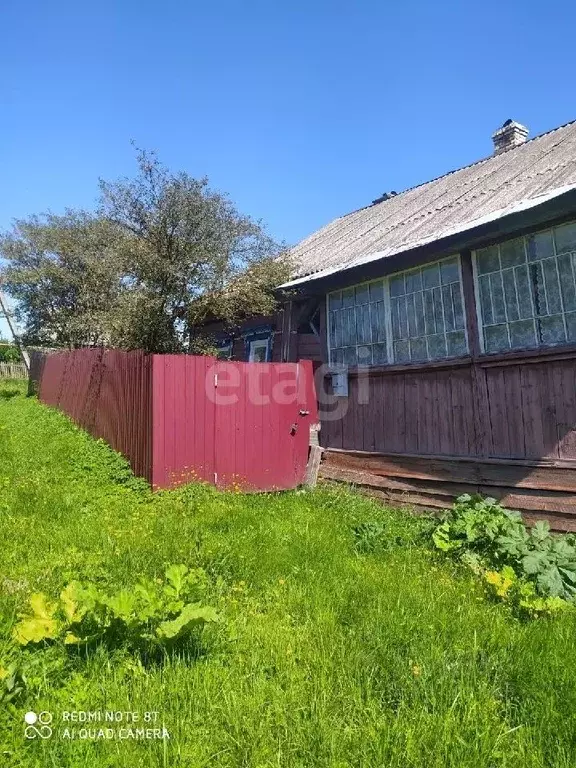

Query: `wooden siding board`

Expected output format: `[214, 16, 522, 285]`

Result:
[520, 365, 546, 460]
[417, 374, 432, 454]
[542, 363, 560, 460]
[449, 368, 473, 456]
[297, 333, 322, 362]
[478, 486, 576, 515]
[557, 362, 576, 458]
[437, 371, 454, 456]
[486, 368, 510, 457]
[321, 449, 576, 527]
[400, 373, 408, 454]
[342, 379, 356, 450]
[316, 321, 576, 464]
[323, 449, 576, 492]
[404, 372, 419, 454]
[471, 365, 492, 457]
[504, 366, 525, 458]
[387, 375, 406, 453]
[363, 377, 377, 452]
[322, 464, 473, 498]
[352, 378, 366, 450]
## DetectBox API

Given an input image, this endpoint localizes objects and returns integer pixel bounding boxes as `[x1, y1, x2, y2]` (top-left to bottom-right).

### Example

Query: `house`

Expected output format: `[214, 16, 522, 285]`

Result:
[210, 118, 576, 528]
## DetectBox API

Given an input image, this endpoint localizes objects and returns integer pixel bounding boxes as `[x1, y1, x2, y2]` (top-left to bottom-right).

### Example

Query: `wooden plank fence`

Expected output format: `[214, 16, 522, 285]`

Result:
[0, 362, 27, 379]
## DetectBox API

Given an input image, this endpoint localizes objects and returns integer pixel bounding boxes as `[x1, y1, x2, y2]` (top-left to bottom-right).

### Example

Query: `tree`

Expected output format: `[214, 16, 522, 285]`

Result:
[0, 343, 21, 363]
[98, 147, 291, 352]
[0, 148, 291, 352]
[0, 212, 124, 347]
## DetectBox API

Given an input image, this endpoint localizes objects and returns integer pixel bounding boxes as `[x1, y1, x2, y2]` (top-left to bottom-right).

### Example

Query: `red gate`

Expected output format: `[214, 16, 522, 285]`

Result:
[151, 356, 317, 491]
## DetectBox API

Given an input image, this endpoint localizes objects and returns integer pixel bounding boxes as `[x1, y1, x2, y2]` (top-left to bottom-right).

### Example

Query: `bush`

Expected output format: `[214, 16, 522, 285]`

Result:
[432, 494, 576, 616]
[12, 564, 219, 652]
[0, 344, 21, 363]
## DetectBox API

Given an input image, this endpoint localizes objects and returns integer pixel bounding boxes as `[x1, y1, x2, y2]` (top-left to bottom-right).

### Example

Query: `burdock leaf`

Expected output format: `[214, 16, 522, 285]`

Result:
[156, 602, 218, 640]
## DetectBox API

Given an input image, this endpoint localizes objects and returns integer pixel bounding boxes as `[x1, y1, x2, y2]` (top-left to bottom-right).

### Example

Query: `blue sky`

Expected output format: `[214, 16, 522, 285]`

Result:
[1, 0, 575, 338]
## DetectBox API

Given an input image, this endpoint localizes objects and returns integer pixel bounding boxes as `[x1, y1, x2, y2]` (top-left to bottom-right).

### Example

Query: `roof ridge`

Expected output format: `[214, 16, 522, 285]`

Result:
[341, 117, 576, 220]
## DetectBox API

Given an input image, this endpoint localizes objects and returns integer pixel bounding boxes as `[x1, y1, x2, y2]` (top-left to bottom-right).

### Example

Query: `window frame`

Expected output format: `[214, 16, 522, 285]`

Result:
[248, 337, 270, 363]
[471, 220, 576, 355]
[325, 254, 468, 367]
[215, 339, 233, 360]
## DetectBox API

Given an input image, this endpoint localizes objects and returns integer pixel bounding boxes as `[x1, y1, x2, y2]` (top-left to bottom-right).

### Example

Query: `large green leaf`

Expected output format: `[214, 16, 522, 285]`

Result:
[105, 590, 137, 621]
[432, 523, 461, 552]
[522, 551, 548, 576]
[156, 603, 218, 640]
[60, 581, 88, 623]
[13, 593, 60, 645]
[531, 520, 551, 545]
[537, 566, 565, 598]
[13, 617, 60, 645]
[164, 564, 188, 597]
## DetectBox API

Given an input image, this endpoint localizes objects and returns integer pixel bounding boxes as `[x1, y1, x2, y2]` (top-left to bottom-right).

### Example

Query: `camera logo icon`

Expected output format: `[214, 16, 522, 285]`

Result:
[24, 711, 53, 739]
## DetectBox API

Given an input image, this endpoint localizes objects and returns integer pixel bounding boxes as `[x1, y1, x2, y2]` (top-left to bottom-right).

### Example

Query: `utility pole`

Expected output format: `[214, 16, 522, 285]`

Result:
[0, 284, 29, 372]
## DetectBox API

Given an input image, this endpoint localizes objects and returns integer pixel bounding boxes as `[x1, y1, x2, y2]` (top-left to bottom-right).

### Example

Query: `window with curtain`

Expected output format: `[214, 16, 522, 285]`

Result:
[474, 221, 576, 353]
[327, 256, 468, 365]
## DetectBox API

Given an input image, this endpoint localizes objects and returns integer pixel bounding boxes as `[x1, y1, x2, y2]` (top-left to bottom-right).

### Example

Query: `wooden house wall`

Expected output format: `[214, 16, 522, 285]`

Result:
[312, 248, 576, 528]
[198, 315, 282, 362]
[321, 353, 576, 462]
[319, 349, 576, 528]
[196, 312, 321, 364]
[297, 333, 322, 365]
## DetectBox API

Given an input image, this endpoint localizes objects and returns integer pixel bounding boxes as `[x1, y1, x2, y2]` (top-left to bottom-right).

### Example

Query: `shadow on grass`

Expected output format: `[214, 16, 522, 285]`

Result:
[3, 635, 210, 707]
[0, 388, 21, 400]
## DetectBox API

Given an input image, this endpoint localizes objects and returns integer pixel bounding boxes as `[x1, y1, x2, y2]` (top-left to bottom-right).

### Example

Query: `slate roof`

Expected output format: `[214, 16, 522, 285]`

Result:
[285, 120, 576, 285]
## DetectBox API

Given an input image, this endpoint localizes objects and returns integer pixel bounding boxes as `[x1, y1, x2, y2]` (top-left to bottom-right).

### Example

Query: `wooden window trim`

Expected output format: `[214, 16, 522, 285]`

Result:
[324, 339, 576, 378]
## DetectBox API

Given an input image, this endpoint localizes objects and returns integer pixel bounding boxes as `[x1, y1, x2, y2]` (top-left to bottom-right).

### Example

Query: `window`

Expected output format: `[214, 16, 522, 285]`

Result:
[389, 257, 467, 362]
[327, 256, 467, 365]
[328, 281, 388, 365]
[474, 221, 576, 353]
[248, 338, 269, 362]
[215, 339, 233, 360]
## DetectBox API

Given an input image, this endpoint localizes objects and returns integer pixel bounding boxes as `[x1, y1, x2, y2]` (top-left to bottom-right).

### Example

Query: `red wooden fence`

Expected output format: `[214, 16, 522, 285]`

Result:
[38, 349, 317, 492]
[39, 348, 152, 481]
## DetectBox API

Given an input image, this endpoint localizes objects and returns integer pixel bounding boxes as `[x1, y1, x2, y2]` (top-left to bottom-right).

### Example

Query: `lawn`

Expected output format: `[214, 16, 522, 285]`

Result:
[1, 380, 576, 767]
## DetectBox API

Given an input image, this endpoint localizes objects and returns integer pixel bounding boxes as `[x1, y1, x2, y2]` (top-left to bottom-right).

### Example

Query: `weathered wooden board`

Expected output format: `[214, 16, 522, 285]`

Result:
[321, 451, 576, 529]
[323, 449, 576, 493]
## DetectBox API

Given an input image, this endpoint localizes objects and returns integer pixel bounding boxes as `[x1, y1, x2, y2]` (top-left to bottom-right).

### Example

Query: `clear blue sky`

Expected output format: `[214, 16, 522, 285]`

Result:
[1, 0, 575, 337]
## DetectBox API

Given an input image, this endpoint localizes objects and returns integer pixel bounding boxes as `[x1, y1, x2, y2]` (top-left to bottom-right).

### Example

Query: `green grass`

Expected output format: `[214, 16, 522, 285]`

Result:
[2, 380, 576, 767]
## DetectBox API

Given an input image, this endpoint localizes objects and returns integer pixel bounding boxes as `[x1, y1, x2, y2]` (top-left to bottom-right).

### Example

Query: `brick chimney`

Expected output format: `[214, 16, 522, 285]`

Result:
[492, 119, 529, 155]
